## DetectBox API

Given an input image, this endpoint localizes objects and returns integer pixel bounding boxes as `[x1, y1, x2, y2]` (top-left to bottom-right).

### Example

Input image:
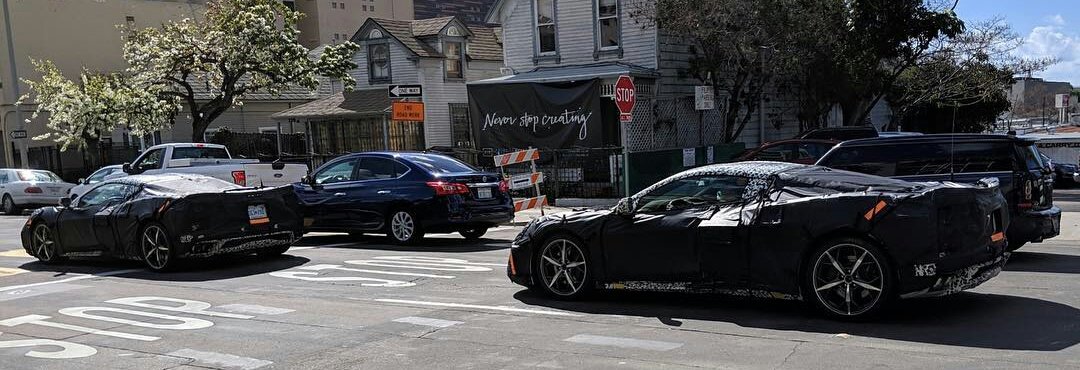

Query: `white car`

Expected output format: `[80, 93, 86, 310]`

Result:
[119, 143, 306, 187]
[0, 169, 75, 214]
[68, 164, 124, 199]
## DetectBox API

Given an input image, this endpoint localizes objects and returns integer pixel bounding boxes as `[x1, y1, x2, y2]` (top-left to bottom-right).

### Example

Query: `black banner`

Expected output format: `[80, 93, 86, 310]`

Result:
[468, 79, 602, 149]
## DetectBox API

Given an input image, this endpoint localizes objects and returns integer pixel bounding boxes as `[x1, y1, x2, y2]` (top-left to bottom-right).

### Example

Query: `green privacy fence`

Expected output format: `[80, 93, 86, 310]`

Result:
[625, 143, 747, 194]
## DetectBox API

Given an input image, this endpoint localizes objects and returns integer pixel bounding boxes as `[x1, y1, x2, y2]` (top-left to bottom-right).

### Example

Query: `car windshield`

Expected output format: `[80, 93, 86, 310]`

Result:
[172, 147, 230, 160]
[403, 154, 478, 174]
[17, 170, 61, 182]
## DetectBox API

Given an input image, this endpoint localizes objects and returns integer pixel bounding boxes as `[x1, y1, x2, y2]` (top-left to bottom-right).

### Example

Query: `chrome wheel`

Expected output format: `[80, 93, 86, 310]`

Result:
[538, 238, 588, 297]
[32, 224, 56, 262]
[812, 243, 885, 316]
[142, 225, 171, 270]
[391, 211, 415, 242]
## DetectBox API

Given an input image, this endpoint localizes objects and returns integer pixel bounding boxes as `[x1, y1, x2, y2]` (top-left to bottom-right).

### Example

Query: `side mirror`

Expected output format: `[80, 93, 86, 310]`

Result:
[300, 175, 321, 189]
[122, 163, 133, 174]
[613, 197, 635, 217]
[59, 197, 72, 208]
[78, 178, 87, 185]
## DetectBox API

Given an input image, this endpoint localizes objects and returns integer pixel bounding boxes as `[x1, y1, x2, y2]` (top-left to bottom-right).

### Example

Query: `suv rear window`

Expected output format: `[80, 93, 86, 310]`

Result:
[821, 142, 1014, 177]
[1017, 143, 1045, 170]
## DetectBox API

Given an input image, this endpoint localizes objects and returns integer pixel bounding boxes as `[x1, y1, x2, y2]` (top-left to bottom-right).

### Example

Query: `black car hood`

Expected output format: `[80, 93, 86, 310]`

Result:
[516, 208, 612, 244]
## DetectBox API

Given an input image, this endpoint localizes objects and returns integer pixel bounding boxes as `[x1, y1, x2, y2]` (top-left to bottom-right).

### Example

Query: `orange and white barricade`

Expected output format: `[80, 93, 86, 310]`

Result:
[495, 148, 546, 214]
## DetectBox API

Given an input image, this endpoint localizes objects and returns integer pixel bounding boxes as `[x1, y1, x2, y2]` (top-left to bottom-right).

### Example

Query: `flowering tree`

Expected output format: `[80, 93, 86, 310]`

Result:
[21, 0, 359, 147]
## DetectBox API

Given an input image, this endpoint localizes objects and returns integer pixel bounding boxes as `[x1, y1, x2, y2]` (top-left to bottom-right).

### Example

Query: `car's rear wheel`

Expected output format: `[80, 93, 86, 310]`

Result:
[459, 227, 488, 240]
[2, 194, 20, 215]
[805, 237, 893, 319]
[31, 224, 63, 264]
[387, 210, 423, 245]
[141, 223, 176, 272]
[535, 236, 591, 299]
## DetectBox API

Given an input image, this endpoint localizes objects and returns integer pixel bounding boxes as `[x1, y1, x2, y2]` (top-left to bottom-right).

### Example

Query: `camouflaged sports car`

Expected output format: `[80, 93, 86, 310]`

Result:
[508, 162, 1010, 319]
[22, 174, 303, 272]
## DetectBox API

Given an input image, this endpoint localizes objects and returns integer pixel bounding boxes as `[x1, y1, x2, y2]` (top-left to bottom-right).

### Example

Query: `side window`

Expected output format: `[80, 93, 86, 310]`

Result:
[798, 143, 831, 161]
[1017, 144, 1044, 171]
[820, 146, 898, 177]
[356, 157, 403, 180]
[133, 149, 165, 170]
[0, 171, 8, 184]
[756, 144, 798, 162]
[314, 159, 358, 185]
[636, 175, 751, 213]
[87, 168, 116, 184]
[77, 184, 133, 208]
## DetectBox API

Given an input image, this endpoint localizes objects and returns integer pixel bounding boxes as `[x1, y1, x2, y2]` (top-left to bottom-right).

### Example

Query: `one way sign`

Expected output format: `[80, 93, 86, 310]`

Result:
[388, 85, 423, 98]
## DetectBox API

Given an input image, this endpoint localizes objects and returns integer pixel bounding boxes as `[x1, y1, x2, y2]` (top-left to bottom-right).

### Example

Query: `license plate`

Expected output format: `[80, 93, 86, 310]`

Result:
[248, 204, 269, 225]
[476, 187, 493, 199]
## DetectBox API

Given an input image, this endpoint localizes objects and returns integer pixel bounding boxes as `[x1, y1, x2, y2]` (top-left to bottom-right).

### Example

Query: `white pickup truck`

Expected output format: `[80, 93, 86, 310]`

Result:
[117, 143, 307, 188]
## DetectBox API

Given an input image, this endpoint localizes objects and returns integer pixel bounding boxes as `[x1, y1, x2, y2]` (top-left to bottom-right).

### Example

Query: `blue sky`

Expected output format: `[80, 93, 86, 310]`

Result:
[955, 0, 1080, 86]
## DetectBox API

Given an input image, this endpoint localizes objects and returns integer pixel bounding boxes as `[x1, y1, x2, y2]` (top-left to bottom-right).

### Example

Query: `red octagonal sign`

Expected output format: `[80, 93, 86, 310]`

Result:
[614, 75, 636, 123]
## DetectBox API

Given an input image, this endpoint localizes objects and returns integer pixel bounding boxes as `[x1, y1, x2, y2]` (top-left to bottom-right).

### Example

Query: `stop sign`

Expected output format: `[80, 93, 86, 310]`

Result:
[614, 75, 635, 123]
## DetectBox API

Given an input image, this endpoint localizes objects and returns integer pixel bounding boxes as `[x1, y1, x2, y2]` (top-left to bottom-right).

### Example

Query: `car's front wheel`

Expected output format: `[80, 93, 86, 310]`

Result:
[30, 224, 63, 264]
[387, 210, 423, 245]
[2, 194, 20, 215]
[534, 235, 592, 299]
[805, 237, 893, 319]
[141, 223, 177, 272]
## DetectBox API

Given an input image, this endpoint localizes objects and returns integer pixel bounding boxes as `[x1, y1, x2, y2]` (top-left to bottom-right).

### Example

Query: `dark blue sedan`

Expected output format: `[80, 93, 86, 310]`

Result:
[295, 152, 514, 244]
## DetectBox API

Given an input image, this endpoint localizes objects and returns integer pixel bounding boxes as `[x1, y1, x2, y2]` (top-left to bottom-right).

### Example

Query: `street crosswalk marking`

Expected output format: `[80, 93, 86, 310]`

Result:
[564, 334, 684, 351]
[392, 316, 463, 328]
[167, 349, 272, 370]
[0, 249, 31, 258]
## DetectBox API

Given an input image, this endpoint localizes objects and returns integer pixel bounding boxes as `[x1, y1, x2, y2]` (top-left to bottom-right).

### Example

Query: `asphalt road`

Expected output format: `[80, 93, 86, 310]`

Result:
[0, 198, 1078, 369]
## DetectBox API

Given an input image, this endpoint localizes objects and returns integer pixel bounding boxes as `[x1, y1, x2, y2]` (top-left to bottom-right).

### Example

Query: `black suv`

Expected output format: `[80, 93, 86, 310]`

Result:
[796, 126, 879, 141]
[816, 134, 1060, 250]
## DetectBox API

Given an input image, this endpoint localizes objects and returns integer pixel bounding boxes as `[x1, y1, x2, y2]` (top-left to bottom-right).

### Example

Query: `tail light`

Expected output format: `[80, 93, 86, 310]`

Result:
[498, 179, 510, 193]
[1018, 180, 1034, 210]
[24, 187, 42, 194]
[231, 170, 247, 186]
[427, 181, 469, 196]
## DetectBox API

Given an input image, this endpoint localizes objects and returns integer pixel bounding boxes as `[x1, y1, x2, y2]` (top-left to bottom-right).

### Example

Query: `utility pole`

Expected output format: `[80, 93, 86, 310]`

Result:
[2, 0, 28, 168]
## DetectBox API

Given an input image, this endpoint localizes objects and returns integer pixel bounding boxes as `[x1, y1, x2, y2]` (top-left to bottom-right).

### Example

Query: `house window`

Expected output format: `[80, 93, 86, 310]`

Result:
[368, 43, 391, 82]
[363, 5, 368, 11]
[339, 2, 344, 9]
[331, 2, 337, 9]
[596, 0, 619, 49]
[535, 0, 557, 55]
[445, 41, 463, 79]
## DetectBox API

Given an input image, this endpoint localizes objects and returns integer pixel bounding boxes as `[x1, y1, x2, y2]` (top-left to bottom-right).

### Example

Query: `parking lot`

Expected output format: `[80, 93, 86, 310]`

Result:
[0, 195, 1077, 370]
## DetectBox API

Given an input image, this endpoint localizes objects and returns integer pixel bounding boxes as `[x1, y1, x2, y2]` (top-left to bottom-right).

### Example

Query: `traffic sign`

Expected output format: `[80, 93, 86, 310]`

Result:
[1055, 93, 1071, 109]
[614, 75, 636, 123]
[9, 130, 26, 139]
[389, 84, 423, 98]
[695, 86, 715, 110]
[391, 101, 425, 121]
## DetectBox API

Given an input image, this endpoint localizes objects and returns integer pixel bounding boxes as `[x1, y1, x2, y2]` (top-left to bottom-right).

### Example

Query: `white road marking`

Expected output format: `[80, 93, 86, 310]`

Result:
[288, 246, 316, 251]
[373, 256, 506, 267]
[0, 337, 98, 359]
[0, 269, 141, 292]
[392, 316, 463, 328]
[58, 307, 214, 330]
[345, 259, 492, 272]
[564, 334, 683, 351]
[214, 304, 295, 316]
[0, 249, 31, 258]
[299, 264, 455, 278]
[167, 349, 272, 370]
[106, 297, 254, 319]
[374, 299, 581, 317]
[0, 314, 159, 341]
[0, 283, 86, 302]
[268, 270, 415, 287]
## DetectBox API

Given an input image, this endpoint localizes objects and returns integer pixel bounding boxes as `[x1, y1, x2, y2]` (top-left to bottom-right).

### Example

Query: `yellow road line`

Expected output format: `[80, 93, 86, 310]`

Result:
[0, 267, 26, 277]
[0, 249, 31, 258]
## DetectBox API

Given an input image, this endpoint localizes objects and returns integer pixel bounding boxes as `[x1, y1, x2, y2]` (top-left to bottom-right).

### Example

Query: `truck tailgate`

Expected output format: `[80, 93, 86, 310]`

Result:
[244, 163, 307, 187]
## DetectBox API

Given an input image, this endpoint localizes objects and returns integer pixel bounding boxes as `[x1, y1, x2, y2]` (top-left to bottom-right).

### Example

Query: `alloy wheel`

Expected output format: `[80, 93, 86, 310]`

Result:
[538, 238, 588, 296]
[812, 243, 885, 316]
[391, 211, 415, 242]
[142, 225, 171, 270]
[32, 224, 56, 261]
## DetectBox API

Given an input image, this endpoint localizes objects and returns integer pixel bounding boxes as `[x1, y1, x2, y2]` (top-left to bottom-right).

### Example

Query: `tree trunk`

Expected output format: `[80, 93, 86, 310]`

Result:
[191, 116, 212, 143]
[83, 137, 102, 170]
[841, 99, 871, 126]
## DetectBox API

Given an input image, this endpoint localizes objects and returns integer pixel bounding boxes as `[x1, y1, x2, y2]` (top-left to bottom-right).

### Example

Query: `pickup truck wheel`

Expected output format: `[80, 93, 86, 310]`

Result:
[387, 210, 423, 245]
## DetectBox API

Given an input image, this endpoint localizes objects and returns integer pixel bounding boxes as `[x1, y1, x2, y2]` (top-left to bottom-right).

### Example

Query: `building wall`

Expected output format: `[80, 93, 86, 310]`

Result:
[414, 0, 498, 25]
[295, 0, 414, 48]
[499, 0, 657, 74]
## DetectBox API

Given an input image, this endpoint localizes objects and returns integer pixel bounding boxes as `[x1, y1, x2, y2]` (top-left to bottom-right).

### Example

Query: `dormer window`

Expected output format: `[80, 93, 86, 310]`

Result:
[596, 0, 619, 50]
[445, 41, 464, 79]
[535, 0, 557, 56]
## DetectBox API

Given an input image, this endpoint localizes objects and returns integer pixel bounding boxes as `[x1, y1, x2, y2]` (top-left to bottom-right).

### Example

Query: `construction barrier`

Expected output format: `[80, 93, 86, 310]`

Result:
[514, 195, 548, 212]
[494, 148, 540, 167]
[496, 148, 545, 214]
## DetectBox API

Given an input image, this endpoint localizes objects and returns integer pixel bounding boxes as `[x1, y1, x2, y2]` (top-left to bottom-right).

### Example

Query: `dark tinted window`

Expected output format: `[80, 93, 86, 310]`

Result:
[133, 148, 166, 170]
[403, 154, 478, 174]
[1018, 144, 1044, 170]
[315, 159, 357, 184]
[172, 147, 230, 160]
[637, 175, 750, 213]
[754, 144, 799, 161]
[802, 128, 877, 141]
[78, 183, 135, 208]
[821, 142, 1014, 177]
[356, 157, 406, 180]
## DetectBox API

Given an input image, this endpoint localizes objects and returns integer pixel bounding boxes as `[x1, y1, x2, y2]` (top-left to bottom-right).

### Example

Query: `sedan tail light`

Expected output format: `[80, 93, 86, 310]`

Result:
[24, 187, 42, 194]
[426, 181, 469, 196]
[498, 179, 510, 193]
[231, 170, 247, 186]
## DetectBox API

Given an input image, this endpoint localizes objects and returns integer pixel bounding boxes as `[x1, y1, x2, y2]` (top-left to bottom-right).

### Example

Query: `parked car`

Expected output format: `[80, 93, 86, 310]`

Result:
[69, 165, 124, 199]
[23, 174, 303, 271]
[120, 143, 306, 187]
[0, 169, 75, 215]
[734, 139, 839, 164]
[796, 126, 879, 141]
[509, 162, 1009, 319]
[296, 152, 514, 244]
[1039, 153, 1078, 187]
[816, 134, 1060, 250]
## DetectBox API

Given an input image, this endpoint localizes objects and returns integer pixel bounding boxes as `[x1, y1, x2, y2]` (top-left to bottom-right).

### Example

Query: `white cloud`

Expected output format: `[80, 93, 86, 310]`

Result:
[1018, 16, 1080, 86]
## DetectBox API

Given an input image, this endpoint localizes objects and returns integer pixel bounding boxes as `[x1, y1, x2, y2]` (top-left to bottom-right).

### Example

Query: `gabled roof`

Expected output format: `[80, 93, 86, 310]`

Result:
[355, 17, 503, 61]
[270, 89, 390, 120]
